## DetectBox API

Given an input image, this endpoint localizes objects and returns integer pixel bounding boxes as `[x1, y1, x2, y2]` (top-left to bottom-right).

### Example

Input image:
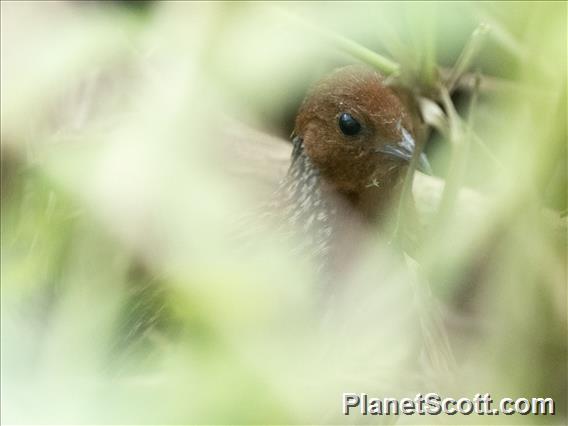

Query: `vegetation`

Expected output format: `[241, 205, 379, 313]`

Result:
[2, 2, 566, 424]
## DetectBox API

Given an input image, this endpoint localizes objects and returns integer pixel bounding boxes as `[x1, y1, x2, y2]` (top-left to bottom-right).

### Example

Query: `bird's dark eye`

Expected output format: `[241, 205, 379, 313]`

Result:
[338, 112, 362, 136]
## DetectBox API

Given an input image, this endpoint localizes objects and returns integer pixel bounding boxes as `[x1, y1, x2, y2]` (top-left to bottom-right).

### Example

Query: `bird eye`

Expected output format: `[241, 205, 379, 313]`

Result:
[338, 112, 362, 136]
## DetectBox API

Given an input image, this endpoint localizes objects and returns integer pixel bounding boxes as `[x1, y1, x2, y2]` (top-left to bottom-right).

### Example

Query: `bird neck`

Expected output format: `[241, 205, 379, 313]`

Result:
[337, 169, 406, 225]
[284, 137, 405, 225]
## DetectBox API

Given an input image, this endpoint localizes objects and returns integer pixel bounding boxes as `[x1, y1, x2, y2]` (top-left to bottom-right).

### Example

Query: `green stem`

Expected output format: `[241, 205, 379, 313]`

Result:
[273, 7, 401, 76]
[434, 84, 478, 225]
[446, 23, 489, 93]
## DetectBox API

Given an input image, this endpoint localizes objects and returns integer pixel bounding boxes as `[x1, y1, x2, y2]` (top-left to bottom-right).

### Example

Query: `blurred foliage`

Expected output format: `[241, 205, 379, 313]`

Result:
[1, 1, 566, 424]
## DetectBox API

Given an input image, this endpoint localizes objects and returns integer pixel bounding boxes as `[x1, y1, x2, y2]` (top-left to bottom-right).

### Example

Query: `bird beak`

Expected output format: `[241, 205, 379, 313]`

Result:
[374, 127, 432, 175]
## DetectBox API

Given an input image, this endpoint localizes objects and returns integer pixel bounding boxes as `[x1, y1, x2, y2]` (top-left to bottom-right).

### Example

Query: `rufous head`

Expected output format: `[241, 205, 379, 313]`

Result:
[294, 65, 428, 195]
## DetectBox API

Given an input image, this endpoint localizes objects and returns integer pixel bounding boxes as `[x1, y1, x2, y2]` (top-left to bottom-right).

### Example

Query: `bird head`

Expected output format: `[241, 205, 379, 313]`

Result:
[293, 65, 430, 196]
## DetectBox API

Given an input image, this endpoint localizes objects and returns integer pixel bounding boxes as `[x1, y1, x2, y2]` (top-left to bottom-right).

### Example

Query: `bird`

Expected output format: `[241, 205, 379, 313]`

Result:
[269, 65, 431, 274]
[266, 65, 458, 381]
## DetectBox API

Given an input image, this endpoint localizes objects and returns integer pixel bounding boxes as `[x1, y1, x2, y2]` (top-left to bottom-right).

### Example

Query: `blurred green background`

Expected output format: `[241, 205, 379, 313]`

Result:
[1, 1, 566, 424]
